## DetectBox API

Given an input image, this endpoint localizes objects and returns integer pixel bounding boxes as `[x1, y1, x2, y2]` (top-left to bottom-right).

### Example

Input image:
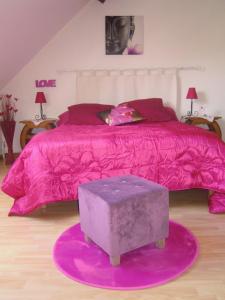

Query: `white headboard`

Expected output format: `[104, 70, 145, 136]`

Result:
[75, 69, 177, 109]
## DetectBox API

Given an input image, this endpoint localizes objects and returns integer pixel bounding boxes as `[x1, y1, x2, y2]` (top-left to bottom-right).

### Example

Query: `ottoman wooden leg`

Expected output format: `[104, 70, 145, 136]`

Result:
[84, 233, 91, 243]
[110, 255, 120, 266]
[155, 238, 165, 249]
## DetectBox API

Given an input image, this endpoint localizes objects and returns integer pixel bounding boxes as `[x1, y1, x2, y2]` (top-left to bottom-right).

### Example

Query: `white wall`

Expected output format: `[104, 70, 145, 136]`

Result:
[2, 0, 225, 153]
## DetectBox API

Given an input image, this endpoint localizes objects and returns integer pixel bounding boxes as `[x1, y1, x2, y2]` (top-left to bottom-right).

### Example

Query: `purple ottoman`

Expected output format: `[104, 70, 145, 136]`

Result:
[78, 175, 169, 266]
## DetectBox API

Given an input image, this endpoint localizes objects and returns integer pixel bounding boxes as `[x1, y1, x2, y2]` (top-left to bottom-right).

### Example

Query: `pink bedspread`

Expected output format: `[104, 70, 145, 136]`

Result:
[2, 121, 225, 215]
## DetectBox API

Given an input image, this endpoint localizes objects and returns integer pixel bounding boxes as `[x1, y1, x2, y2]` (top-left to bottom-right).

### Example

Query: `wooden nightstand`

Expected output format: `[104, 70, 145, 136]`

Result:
[184, 116, 222, 139]
[20, 119, 57, 149]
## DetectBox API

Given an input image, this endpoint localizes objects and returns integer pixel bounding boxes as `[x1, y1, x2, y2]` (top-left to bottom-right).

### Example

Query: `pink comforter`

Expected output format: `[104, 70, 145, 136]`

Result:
[2, 121, 225, 215]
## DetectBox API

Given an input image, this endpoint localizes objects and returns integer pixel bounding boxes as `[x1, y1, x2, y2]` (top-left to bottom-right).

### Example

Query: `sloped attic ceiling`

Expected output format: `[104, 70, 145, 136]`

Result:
[0, 0, 90, 90]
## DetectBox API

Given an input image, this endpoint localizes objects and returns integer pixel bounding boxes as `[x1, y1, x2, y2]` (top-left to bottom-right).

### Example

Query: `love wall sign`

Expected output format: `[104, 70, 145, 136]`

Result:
[35, 80, 56, 88]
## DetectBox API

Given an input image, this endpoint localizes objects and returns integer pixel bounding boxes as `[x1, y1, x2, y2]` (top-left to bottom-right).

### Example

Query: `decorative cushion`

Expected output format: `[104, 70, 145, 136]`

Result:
[99, 105, 144, 126]
[68, 103, 115, 125]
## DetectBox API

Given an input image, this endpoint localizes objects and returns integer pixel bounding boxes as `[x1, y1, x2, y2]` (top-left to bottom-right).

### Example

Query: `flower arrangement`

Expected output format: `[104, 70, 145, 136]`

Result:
[0, 94, 18, 121]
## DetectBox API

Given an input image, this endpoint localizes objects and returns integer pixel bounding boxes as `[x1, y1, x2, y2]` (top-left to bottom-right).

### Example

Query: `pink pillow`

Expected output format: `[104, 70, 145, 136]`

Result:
[139, 107, 177, 123]
[121, 98, 163, 110]
[57, 111, 70, 126]
[120, 98, 177, 122]
[68, 103, 115, 125]
[99, 105, 144, 126]
[164, 106, 178, 121]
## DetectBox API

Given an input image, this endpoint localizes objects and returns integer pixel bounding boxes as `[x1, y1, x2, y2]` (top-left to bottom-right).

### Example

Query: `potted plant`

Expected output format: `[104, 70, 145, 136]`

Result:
[0, 94, 18, 164]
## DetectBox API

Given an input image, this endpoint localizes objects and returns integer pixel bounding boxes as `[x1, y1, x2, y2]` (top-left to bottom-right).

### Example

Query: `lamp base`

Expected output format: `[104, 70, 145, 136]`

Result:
[190, 99, 193, 116]
[35, 103, 46, 121]
[35, 114, 47, 121]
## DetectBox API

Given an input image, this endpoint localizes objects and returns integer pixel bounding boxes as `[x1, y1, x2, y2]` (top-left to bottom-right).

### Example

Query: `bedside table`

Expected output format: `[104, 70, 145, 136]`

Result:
[184, 116, 222, 139]
[20, 119, 57, 149]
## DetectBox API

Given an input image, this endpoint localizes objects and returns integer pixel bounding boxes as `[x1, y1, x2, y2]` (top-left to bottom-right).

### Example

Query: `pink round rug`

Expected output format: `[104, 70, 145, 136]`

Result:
[53, 221, 198, 290]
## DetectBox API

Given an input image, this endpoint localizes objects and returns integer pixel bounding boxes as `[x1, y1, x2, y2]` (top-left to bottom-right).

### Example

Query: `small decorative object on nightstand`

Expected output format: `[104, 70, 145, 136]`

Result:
[184, 116, 222, 139]
[20, 119, 57, 149]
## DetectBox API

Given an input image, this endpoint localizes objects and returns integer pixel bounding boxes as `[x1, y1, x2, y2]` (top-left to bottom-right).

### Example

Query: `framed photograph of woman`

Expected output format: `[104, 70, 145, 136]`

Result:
[105, 16, 144, 55]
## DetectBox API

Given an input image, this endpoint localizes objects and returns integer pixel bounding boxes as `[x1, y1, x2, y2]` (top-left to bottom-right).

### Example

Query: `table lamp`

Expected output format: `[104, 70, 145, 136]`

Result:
[186, 87, 198, 116]
[35, 92, 47, 120]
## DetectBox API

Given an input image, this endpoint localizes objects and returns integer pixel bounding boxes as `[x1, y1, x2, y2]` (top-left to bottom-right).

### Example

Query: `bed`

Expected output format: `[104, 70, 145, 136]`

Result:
[2, 70, 225, 215]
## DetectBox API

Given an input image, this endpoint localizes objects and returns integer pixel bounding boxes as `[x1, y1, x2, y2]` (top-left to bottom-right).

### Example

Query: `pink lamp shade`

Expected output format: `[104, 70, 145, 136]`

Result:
[186, 88, 198, 100]
[35, 92, 46, 104]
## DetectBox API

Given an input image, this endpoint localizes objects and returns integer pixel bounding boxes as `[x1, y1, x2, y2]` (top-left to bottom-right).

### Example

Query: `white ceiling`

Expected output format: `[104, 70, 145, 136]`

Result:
[0, 0, 90, 90]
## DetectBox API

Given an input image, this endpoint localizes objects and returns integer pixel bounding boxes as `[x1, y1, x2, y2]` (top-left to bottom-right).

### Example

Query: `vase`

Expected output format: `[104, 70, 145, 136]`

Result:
[0, 120, 16, 164]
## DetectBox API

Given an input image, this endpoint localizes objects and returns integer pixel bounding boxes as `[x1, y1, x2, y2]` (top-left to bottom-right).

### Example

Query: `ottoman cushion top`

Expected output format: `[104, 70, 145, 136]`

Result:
[79, 175, 168, 205]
